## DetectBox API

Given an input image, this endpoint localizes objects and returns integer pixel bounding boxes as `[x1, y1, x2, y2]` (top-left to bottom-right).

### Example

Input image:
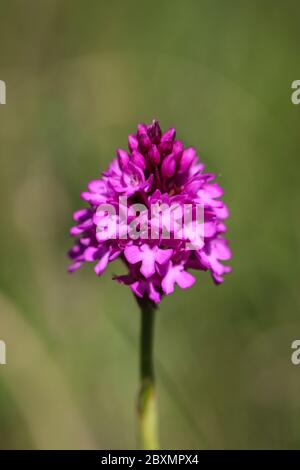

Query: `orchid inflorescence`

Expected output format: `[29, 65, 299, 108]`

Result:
[69, 120, 231, 304]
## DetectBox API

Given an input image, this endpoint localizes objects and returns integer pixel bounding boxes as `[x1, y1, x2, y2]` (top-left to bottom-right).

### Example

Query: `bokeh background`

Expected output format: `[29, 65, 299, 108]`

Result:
[0, 0, 300, 449]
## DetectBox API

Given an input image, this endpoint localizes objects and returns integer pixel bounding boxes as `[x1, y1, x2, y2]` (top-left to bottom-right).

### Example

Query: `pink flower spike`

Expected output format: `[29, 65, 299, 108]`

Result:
[68, 120, 231, 303]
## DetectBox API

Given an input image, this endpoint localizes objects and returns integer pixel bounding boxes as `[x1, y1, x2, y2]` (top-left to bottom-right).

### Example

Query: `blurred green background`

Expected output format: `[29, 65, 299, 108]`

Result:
[0, 0, 300, 449]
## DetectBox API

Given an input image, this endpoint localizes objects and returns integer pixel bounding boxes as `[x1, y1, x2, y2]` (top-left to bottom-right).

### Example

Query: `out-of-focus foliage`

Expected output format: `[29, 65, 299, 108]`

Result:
[0, 0, 300, 449]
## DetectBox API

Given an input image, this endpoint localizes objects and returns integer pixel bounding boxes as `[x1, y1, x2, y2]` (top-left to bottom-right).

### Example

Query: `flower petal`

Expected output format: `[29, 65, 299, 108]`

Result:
[175, 270, 195, 289]
[124, 245, 142, 264]
[94, 250, 110, 276]
[155, 248, 173, 265]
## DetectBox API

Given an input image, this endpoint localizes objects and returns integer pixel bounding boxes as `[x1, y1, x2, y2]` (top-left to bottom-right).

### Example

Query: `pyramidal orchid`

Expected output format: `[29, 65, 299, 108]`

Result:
[68, 120, 231, 449]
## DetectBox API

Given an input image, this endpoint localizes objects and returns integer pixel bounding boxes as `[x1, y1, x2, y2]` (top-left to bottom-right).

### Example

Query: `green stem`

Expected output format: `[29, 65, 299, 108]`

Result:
[136, 296, 159, 450]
